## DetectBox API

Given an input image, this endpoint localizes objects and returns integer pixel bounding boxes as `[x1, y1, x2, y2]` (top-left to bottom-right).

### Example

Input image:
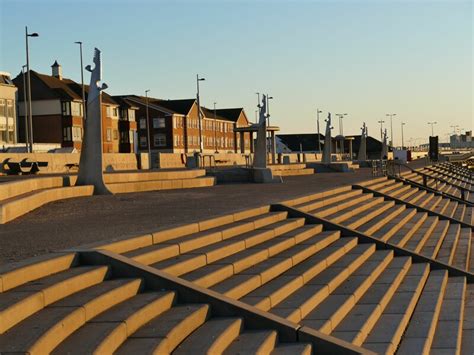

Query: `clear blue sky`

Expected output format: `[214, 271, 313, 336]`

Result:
[1, 0, 472, 145]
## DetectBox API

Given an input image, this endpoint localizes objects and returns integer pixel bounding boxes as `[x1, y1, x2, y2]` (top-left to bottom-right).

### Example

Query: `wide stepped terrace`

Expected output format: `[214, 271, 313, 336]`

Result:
[0, 162, 473, 354]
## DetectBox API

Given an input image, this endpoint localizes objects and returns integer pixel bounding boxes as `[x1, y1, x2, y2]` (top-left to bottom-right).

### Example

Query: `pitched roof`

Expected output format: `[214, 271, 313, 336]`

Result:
[277, 133, 325, 151]
[214, 108, 244, 122]
[201, 107, 231, 121]
[12, 70, 118, 105]
[123, 95, 196, 115]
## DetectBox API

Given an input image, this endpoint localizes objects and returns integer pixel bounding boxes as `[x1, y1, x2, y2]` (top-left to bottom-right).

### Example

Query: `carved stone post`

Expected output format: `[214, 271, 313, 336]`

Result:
[76, 48, 111, 195]
[322, 113, 333, 164]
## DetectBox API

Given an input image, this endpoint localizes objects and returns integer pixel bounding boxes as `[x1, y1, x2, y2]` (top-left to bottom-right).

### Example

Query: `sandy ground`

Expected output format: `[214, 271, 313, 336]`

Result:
[0, 161, 426, 265]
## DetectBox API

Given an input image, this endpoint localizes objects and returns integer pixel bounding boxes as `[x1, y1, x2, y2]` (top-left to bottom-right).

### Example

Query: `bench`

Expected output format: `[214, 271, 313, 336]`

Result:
[65, 163, 79, 172]
[5, 158, 48, 175]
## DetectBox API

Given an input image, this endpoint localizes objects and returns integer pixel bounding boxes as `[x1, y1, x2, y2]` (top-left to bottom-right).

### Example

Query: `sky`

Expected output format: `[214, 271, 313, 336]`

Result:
[0, 0, 472, 146]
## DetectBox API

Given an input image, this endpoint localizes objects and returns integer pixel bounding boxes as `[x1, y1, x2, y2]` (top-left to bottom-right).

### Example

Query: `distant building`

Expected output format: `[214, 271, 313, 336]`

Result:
[0, 72, 17, 144]
[13, 62, 136, 153]
[450, 131, 474, 149]
[121, 95, 252, 154]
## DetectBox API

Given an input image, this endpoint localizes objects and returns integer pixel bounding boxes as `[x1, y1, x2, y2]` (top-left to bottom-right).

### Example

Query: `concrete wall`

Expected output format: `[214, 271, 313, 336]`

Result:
[0, 153, 139, 174]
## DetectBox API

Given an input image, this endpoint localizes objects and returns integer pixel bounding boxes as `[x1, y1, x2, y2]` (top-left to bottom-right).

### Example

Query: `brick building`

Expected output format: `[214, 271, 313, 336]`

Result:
[122, 95, 252, 154]
[0, 72, 17, 144]
[13, 62, 137, 153]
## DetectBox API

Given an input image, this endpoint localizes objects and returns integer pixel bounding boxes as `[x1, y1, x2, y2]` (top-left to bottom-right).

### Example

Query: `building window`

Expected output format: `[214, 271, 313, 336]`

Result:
[61, 102, 71, 116]
[129, 109, 135, 121]
[113, 130, 118, 140]
[63, 127, 71, 141]
[72, 126, 82, 141]
[113, 107, 118, 117]
[139, 118, 147, 129]
[129, 131, 134, 143]
[106, 128, 112, 142]
[154, 133, 166, 147]
[140, 136, 147, 147]
[71, 102, 83, 117]
[0, 99, 5, 118]
[153, 117, 165, 129]
[6, 100, 14, 118]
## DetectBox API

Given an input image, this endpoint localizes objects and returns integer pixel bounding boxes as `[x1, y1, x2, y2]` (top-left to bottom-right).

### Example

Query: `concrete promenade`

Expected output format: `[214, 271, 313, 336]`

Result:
[0, 161, 426, 265]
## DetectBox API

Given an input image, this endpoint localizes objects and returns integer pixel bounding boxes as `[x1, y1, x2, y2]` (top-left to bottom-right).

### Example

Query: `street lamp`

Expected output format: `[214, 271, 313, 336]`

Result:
[316, 109, 323, 153]
[378, 120, 385, 141]
[145, 89, 152, 167]
[21, 65, 29, 150]
[74, 41, 86, 121]
[401, 122, 406, 149]
[196, 74, 205, 153]
[386, 113, 396, 147]
[427, 121, 437, 136]
[335, 113, 347, 155]
[213, 102, 218, 153]
[25, 26, 38, 152]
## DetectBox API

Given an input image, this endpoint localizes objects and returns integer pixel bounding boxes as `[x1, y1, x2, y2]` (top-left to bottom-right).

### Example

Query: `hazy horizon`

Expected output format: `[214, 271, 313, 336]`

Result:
[1, 0, 472, 145]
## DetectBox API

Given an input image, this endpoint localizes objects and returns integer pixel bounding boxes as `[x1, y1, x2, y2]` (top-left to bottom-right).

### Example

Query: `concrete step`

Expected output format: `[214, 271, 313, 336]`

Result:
[325, 197, 385, 224]
[0, 265, 109, 333]
[210, 230, 341, 300]
[404, 216, 439, 253]
[330, 257, 412, 345]
[270, 343, 313, 355]
[387, 211, 427, 248]
[452, 204, 466, 223]
[395, 269, 448, 354]
[182, 225, 325, 288]
[51, 291, 175, 354]
[107, 176, 215, 194]
[116, 304, 210, 354]
[461, 283, 474, 355]
[406, 189, 427, 205]
[124, 211, 288, 267]
[357, 204, 406, 235]
[371, 208, 418, 243]
[223, 330, 277, 354]
[376, 181, 405, 195]
[306, 192, 373, 218]
[429, 277, 466, 355]
[420, 220, 450, 259]
[452, 228, 472, 271]
[393, 186, 420, 201]
[273, 168, 314, 176]
[300, 250, 394, 334]
[294, 189, 363, 213]
[0, 278, 143, 354]
[342, 200, 396, 230]
[362, 263, 430, 354]
[174, 317, 243, 354]
[269, 243, 376, 323]
[240, 237, 358, 311]
[436, 224, 461, 265]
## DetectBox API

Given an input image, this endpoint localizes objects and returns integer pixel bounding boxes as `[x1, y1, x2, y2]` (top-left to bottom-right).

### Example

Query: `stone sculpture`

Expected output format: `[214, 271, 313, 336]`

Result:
[322, 113, 333, 164]
[381, 128, 388, 160]
[76, 48, 111, 195]
[357, 122, 367, 161]
[253, 94, 267, 169]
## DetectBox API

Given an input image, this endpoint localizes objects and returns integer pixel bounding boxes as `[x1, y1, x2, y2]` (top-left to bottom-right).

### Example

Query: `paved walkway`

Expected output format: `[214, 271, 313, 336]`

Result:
[0, 161, 426, 265]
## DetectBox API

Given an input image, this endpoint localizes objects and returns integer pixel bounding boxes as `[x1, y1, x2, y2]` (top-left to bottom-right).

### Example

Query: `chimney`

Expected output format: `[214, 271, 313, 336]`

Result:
[51, 60, 62, 80]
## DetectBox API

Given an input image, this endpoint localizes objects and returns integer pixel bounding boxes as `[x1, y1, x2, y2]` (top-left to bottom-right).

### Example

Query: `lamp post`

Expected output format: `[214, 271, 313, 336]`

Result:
[213, 102, 218, 153]
[21, 65, 29, 150]
[427, 121, 437, 136]
[335, 113, 347, 155]
[145, 89, 152, 167]
[196, 74, 205, 153]
[25, 26, 38, 153]
[401, 122, 406, 149]
[266, 95, 274, 156]
[386, 113, 396, 147]
[74, 41, 86, 121]
[378, 120, 385, 141]
[316, 109, 323, 153]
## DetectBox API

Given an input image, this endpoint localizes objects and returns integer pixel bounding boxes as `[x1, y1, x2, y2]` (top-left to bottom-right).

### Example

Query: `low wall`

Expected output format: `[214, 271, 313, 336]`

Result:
[157, 152, 250, 169]
[0, 153, 139, 174]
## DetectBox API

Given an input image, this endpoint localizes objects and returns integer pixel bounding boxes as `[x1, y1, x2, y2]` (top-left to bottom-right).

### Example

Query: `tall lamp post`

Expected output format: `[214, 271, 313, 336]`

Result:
[74, 41, 86, 121]
[378, 120, 385, 141]
[401, 122, 406, 149]
[145, 89, 152, 168]
[196, 74, 205, 153]
[335, 113, 347, 155]
[427, 121, 437, 136]
[21, 65, 29, 151]
[25, 26, 39, 153]
[316, 108, 323, 153]
[213, 102, 218, 153]
[386, 113, 396, 147]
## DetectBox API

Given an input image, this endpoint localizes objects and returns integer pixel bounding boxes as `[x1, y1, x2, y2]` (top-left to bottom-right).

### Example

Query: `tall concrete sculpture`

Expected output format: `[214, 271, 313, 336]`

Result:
[357, 122, 367, 161]
[322, 113, 333, 164]
[253, 94, 267, 168]
[381, 128, 388, 160]
[76, 48, 111, 195]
